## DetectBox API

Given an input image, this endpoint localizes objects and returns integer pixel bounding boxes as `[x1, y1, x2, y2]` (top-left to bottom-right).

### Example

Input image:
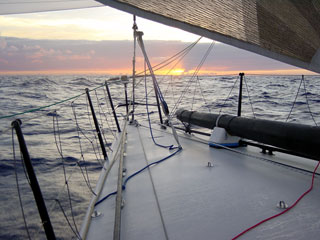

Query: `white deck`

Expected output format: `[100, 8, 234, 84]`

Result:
[83, 121, 320, 240]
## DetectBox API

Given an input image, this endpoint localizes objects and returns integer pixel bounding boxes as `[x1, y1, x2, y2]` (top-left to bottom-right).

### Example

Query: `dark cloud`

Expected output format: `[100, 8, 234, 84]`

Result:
[0, 36, 296, 73]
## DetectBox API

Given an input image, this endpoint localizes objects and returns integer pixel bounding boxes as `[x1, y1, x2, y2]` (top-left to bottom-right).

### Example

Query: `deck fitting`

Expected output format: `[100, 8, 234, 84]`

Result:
[277, 200, 288, 209]
[91, 210, 102, 218]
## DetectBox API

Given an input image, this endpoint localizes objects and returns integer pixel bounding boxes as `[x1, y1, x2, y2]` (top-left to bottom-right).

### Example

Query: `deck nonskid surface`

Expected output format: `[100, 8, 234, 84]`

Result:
[86, 122, 320, 239]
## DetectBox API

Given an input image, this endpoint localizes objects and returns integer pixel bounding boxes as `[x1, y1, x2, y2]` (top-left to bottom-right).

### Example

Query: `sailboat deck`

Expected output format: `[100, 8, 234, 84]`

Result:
[84, 121, 320, 240]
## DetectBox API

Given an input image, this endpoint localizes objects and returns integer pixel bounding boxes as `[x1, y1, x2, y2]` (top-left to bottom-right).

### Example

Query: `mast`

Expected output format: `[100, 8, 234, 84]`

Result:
[131, 15, 138, 121]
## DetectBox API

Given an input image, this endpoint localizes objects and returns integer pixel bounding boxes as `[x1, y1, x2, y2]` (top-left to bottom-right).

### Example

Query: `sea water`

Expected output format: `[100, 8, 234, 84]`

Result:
[0, 74, 319, 239]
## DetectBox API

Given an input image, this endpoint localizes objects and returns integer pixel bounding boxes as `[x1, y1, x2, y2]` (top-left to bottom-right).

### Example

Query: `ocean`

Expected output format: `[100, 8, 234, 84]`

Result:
[0, 74, 319, 239]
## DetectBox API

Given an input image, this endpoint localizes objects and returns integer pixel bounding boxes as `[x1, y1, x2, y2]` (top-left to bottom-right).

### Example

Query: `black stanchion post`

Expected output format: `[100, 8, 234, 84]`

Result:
[85, 88, 108, 161]
[11, 119, 56, 240]
[105, 81, 121, 132]
[238, 73, 244, 117]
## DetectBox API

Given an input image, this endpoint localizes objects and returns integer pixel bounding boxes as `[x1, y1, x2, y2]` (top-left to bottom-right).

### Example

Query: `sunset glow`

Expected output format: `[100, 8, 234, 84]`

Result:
[0, 7, 318, 76]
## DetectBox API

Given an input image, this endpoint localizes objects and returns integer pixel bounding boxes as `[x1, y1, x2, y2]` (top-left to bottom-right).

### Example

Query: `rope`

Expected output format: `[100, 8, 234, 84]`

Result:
[71, 101, 103, 167]
[137, 126, 169, 240]
[302, 76, 318, 126]
[137, 45, 195, 106]
[54, 198, 81, 239]
[136, 37, 202, 78]
[232, 159, 320, 239]
[95, 146, 182, 206]
[191, 77, 199, 111]
[134, 37, 202, 89]
[244, 76, 256, 118]
[170, 41, 215, 116]
[12, 128, 32, 240]
[286, 76, 303, 122]
[218, 76, 239, 115]
[144, 64, 179, 150]
[52, 112, 81, 239]
[70, 102, 97, 196]
[196, 76, 212, 113]
[0, 84, 105, 120]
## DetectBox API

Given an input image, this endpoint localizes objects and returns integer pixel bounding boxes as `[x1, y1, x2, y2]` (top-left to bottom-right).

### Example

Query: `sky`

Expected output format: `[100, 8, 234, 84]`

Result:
[0, 6, 316, 75]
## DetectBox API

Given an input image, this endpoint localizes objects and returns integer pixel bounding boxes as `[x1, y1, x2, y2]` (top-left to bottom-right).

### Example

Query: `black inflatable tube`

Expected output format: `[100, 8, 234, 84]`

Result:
[176, 109, 320, 160]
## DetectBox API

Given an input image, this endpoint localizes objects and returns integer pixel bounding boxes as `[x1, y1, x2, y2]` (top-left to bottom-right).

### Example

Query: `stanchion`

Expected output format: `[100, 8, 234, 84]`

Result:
[85, 88, 108, 160]
[105, 81, 121, 132]
[12, 119, 56, 240]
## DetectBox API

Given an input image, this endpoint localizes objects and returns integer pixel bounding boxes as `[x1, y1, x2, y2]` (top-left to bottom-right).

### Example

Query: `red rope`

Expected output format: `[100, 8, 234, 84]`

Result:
[232, 160, 320, 240]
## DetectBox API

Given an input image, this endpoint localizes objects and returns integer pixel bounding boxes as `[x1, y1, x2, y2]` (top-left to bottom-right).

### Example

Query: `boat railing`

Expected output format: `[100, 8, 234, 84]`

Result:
[2, 77, 130, 239]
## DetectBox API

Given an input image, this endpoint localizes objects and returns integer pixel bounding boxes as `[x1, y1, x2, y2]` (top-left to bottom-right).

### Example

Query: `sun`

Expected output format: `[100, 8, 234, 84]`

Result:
[170, 68, 185, 75]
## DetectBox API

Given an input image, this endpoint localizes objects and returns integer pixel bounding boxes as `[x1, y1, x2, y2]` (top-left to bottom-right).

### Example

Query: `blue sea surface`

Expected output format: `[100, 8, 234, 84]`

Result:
[0, 74, 320, 239]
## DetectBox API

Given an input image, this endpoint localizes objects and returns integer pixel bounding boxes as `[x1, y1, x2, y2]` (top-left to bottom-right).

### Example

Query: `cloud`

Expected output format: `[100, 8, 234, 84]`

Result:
[0, 36, 7, 49]
[0, 36, 306, 74]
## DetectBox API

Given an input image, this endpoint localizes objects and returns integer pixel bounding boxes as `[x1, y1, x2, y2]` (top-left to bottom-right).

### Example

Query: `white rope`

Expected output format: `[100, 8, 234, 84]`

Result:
[137, 126, 169, 240]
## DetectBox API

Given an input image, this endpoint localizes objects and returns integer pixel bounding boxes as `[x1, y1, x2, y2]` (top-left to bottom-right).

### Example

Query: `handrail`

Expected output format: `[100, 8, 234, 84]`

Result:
[79, 116, 128, 239]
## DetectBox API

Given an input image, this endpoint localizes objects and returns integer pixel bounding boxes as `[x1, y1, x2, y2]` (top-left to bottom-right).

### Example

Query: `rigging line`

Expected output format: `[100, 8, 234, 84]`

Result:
[52, 113, 81, 239]
[0, 103, 67, 135]
[170, 41, 215, 117]
[54, 199, 80, 239]
[170, 75, 177, 106]
[144, 61, 178, 149]
[0, 84, 104, 120]
[71, 102, 103, 167]
[134, 37, 202, 88]
[36, 121, 88, 238]
[135, 45, 195, 106]
[244, 76, 256, 118]
[160, 45, 200, 98]
[302, 76, 318, 126]
[196, 76, 211, 113]
[218, 76, 239, 115]
[12, 128, 32, 240]
[136, 36, 202, 77]
[286, 76, 303, 122]
[170, 41, 215, 115]
[0, 83, 104, 120]
[70, 102, 96, 196]
[191, 76, 199, 111]
[137, 126, 169, 240]
[134, 37, 202, 108]
[232, 159, 320, 240]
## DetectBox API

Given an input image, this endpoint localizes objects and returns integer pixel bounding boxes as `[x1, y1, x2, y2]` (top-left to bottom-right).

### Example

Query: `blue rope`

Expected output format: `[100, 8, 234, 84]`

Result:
[95, 71, 182, 207]
[123, 147, 182, 188]
[145, 74, 178, 150]
[95, 147, 182, 206]
[95, 191, 117, 206]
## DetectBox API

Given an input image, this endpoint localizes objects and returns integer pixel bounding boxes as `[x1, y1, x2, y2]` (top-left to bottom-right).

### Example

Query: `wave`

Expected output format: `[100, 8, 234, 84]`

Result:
[70, 77, 92, 87]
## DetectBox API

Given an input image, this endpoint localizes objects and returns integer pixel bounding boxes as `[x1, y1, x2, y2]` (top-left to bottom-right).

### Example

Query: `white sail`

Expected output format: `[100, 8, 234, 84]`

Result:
[0, 0, 102, 15]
